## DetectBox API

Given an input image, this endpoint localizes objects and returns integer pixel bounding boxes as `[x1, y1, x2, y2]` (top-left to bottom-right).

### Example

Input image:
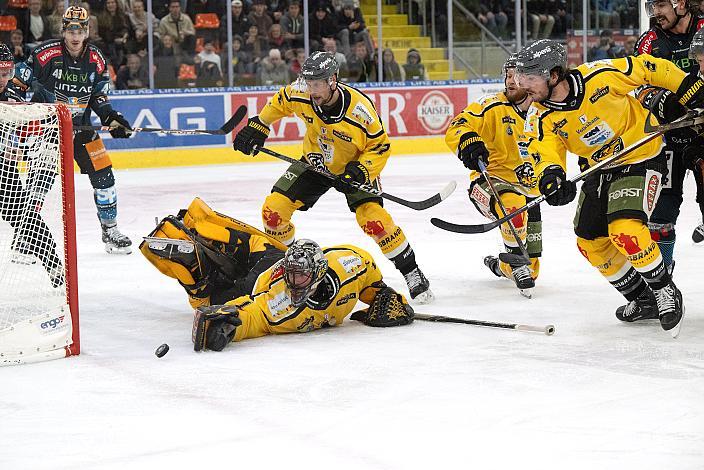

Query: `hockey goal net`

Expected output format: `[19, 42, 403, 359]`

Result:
[0, 102, 79, 365]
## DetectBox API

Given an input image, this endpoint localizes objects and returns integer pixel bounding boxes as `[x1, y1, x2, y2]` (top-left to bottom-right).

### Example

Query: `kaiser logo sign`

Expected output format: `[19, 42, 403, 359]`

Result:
[417, 91, 454, 134]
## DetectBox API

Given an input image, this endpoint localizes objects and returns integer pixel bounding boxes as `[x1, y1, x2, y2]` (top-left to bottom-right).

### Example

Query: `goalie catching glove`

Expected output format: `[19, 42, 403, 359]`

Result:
[233, 116, 270, 155]
[192, 304, 242, 351]
[103, 110, 132, 139]
[350, 284, 414, 327]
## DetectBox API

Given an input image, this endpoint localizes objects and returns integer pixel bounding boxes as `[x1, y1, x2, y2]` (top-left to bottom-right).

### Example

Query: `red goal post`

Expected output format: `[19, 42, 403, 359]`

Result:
[0, 102, 79, 365]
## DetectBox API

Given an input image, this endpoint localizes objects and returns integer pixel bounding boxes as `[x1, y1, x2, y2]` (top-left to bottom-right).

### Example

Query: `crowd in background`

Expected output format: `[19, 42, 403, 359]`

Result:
[1, 0, 658, 89]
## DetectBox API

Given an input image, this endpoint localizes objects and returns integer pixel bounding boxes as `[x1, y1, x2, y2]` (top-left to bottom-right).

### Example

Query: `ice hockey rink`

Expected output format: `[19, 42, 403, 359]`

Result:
[3, 152, 703, 470]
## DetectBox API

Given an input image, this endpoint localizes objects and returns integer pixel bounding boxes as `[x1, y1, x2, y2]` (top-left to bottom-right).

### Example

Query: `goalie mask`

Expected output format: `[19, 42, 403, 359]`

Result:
[0, 43, 14, 83]
[283, 239, 328, 307]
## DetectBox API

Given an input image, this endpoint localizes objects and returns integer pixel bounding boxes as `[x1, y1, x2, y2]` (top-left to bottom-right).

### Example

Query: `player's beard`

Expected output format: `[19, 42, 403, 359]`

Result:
[506, 85, 528, 105]
[655, 13, 679, 30]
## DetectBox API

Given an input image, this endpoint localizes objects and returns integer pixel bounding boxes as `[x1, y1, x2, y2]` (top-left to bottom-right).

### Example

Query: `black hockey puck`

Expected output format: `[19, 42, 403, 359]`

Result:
[155, 343, 169, 358]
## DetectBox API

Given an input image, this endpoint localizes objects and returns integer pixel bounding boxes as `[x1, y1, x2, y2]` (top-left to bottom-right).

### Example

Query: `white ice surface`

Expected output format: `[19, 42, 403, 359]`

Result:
[2, 154, 703, 470]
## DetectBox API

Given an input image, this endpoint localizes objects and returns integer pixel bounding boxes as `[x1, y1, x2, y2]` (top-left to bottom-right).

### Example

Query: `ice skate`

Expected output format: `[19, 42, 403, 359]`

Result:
[693, 223, 704, 243]
[654, 280, 685, 338]
[484, 255, 534, 298]
[403, 267, 434, 304]
[102, 224, 132, 254]
[615, 289, 658, 322]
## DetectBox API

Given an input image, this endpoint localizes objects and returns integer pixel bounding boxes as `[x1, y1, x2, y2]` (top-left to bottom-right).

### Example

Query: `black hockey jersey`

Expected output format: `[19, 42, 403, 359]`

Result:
[635, 15, 704, 72]
[13, 39, 116, 126]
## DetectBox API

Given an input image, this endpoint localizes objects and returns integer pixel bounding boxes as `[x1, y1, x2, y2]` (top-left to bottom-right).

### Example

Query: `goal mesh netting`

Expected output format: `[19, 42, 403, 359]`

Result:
[0, 103, 79, 365]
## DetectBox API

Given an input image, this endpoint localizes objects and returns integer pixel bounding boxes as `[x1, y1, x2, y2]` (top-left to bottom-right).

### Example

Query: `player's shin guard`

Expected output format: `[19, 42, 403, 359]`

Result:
[261, 192, 303, 246]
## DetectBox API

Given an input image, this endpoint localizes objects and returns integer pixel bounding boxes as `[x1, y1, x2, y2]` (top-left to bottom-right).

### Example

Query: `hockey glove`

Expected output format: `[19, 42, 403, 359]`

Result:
[233, 116, 270, 155]
[650, 89, 702, 145]
[192, 304, 242, 351]
[350, 286, 414, 327]
[457, 132, 489, 171]
[676, 74, 704, 109]
[333, 161, 370, 194]
[104, 111, 133, 139]
[539, 165, 577, 206]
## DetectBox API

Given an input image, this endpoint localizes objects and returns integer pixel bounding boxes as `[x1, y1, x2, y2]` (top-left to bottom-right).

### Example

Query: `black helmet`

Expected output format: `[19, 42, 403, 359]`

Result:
[690, 27, 704, 59]
[283, 239, 328, 307]
[300, 51, 339, 81]
[62, 6, 89, 31]
[516, 40, 567, 79]
[503, 52, 518, 76]
[0, 43, 14, 79]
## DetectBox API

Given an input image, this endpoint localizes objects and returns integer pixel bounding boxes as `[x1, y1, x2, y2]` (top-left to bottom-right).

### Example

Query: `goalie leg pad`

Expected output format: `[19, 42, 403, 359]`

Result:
[351, 287, 414, 327]
[192, 304, 242, 351]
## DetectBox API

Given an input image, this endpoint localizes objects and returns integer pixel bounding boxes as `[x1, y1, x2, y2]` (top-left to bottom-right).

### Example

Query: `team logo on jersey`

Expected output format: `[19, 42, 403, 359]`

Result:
[580, 121, 614, 147]
[514, 162, 537, 188]
[591, 137, 624, 162]
[643, 60, 657, 72]
[589, 86, 609, 104]
[417, 90, 454, 134]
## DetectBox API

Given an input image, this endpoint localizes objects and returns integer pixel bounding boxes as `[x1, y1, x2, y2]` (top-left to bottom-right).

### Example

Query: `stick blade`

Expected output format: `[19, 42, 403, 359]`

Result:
[430, 217, 500, 234]
[220, 105, 248, 135]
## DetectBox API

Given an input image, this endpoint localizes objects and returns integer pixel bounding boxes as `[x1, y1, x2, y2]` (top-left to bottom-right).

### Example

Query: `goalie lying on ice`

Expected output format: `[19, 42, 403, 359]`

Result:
[141, 198, 414, 352]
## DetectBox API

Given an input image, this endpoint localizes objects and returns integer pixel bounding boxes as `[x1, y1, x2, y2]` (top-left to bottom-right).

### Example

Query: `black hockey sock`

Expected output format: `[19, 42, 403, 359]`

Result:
[611, 266, 649, 302]
[389, 245, 417, 275]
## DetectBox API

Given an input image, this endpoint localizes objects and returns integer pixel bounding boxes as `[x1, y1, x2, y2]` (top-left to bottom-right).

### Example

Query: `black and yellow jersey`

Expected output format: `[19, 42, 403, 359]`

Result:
[258, 81, 391, 181]
[446, 91, 538, 194]
[227, 244, 384, 341]
[524, 54, 688, 177]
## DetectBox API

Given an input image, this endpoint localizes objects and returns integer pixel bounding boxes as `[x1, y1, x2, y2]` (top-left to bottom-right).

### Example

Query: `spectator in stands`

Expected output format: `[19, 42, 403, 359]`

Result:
[154, 33, 188, 88]
[288, 48, 305, 77]
[47, 0, 66, 38]
[116, 53, 149, 89]
[551, 0, 573, 39]
[247, 0, 273, 40]
[81, 2, 103, 49]
[129, 0, 159, 53]
[99, 0, 133, 66]
[614, 0, 638, 29]
[381, 48, 403, 82]
[338, 0, 373, 57]
[258, 48, 290, 85]
[402, 48, 428, 81]
[187, 0, 225, 20]
[195, 40, 224, 86]
[221, 34, 255, 79]
[268, 0, 287, 22]
[623, 36, 637, 56]
[346, 40, 376, 82]
[10, 30, 31, 64]
[322, 37, 348, 78]
[27, 0, 52, 47]
[464, 0, 508, 39]
[159, 0, 196, 54]
[310, 3, 349, 54]
[588, 29, 620, 61]
[527, 0, 555, 39]
[267, 23, 286, 50]
[594, 0, 621, 30]
[243, 24, 268, 66]
[280, 0, 304, 50]
[220, 0, 251, 44]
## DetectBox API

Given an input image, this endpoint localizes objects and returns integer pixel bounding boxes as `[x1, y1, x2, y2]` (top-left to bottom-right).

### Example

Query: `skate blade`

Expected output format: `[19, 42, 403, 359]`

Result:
[668, 306, 685, 339]
[105, 244, 133, 255]
[519, 287, 534, 299]
[413, 289, 435, 305]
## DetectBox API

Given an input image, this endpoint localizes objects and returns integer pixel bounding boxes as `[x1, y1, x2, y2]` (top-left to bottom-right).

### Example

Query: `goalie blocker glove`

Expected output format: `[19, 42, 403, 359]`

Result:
[233, 116, 270, 155]
[538, 165, 577, 206]
[457, 132, 489, 171]
[350, 284, 414, 327]
[333, 161, 369, 194]
[103, 110, 132, 139]
[192, 304, 242, 351]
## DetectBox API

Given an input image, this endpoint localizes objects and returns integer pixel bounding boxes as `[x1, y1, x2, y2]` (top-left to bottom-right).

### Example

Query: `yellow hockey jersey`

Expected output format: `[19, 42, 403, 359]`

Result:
[524, 54, 688, 177]
[258, 81, 391, 181]
[226, 244, 384, 341]
[445, 92, 538, 194]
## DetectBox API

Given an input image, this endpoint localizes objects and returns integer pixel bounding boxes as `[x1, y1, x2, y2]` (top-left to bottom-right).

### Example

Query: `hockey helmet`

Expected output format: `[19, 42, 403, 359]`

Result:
[645, 0, 686, 18]
[502, 52, 518, 78]
[0, 43, 14, 79]
[300, 51, 339, 82]
[282, 239, 328, 307]
[515, 40, 567, 79]
[62, 6, 89, 31]
[690, 27, 704, 59]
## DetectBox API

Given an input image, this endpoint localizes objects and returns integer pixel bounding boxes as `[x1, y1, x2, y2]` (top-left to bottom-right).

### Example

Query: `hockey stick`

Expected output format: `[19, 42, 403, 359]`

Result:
[254, 145, 457, 211]
[415, 313, 555, 335]
[478, 160, 531, 265]
[431, 121, 671, 234]
[642, 107, 704, 134]
[73, 105, 247, 136]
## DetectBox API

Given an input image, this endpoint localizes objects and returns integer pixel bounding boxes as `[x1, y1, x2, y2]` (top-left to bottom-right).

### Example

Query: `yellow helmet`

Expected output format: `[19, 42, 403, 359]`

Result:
[62, 6, 89, 31]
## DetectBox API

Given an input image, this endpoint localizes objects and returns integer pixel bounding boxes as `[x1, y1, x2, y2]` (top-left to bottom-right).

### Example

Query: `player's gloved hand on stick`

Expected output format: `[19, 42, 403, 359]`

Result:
[676, 75, 704, 110]
[333, 161, 369, 194]
[192, 304, 242, 352]
[457, 132, 489, 171]
[104, 111, 132, 138]
[539, 165, 577, 206]
[233, 116, 270, 155]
